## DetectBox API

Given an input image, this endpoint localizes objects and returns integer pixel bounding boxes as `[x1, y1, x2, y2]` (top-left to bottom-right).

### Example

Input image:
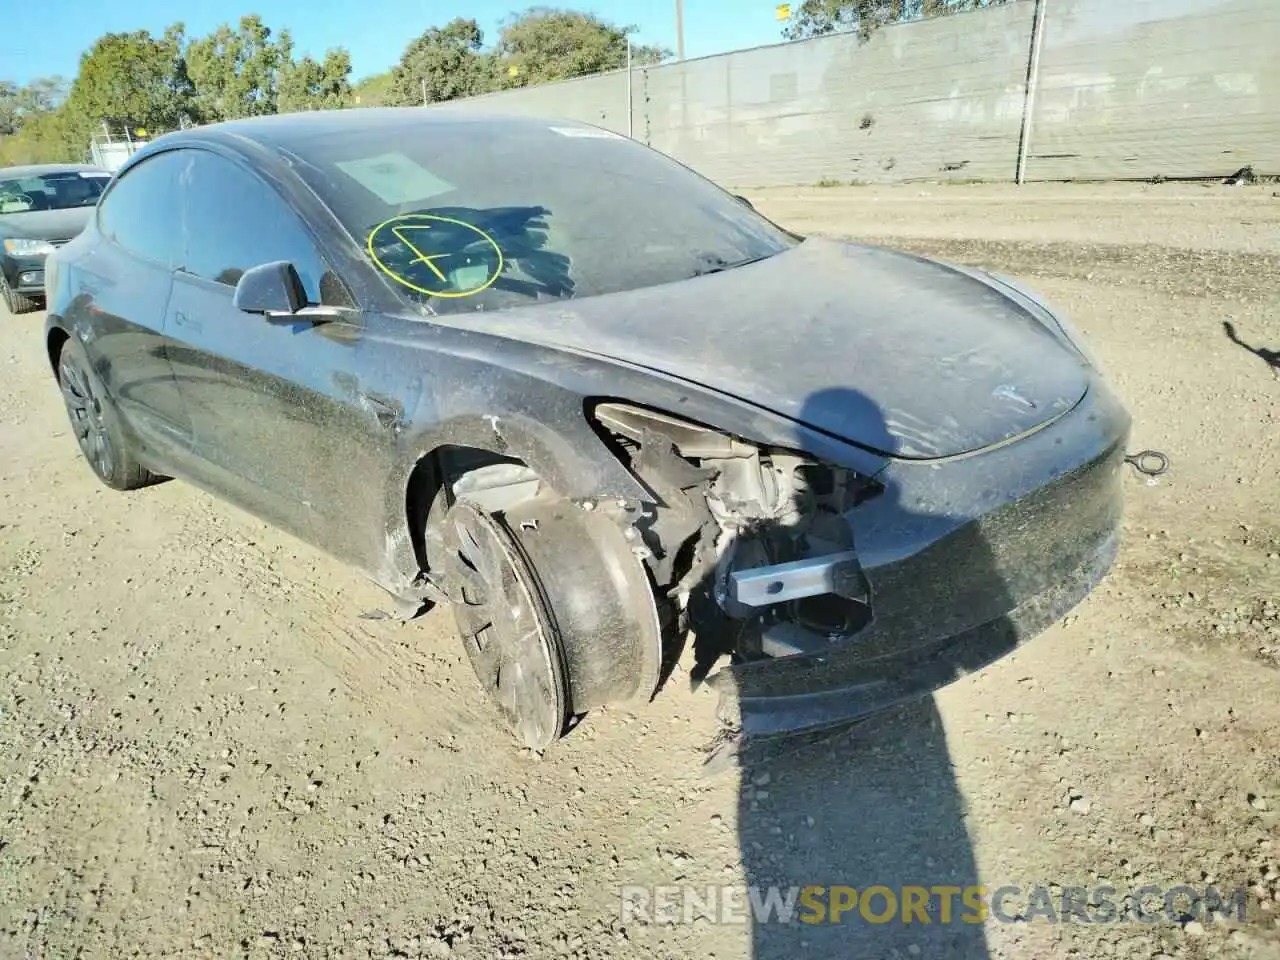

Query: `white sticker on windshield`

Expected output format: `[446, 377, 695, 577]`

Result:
[334, 152, 455, 206]
[549, 125, 624, 140]
[79, 172, 111, 179]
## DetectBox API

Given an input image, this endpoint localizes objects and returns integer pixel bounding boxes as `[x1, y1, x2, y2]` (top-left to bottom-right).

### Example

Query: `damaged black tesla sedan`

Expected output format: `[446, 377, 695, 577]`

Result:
[44, 109, 1130, 750]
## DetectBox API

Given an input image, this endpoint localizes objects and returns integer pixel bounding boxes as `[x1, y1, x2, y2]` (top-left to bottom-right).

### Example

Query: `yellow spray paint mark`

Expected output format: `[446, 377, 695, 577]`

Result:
[366, 213, 504, 299]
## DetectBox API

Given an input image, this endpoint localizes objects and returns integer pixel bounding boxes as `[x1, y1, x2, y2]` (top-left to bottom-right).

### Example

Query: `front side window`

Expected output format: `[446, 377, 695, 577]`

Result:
[287, 117, 798, 315]
[97, 153, 187, 266]
[0, 170, 110, 215]
[182, 151, 350, 306]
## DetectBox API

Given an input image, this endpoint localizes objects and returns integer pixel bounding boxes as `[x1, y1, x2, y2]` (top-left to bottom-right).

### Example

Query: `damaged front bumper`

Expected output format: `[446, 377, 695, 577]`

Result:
[707, 379, 1131, 739]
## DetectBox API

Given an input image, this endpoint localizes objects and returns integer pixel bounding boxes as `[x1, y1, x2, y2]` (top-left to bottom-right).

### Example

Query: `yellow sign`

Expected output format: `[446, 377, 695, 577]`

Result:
[366, 213, 504, 299]
[776, 3, 791, 20]
[508, 64, 520, 77]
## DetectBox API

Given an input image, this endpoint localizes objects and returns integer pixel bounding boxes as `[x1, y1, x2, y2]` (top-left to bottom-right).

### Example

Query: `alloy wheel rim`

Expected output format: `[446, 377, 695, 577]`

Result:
[59, 356, 114, 480]
[443, 500, 565, 751]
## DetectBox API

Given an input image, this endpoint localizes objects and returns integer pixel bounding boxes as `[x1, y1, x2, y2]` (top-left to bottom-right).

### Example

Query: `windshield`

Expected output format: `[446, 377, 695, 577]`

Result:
[289, 117, 798, 315]
[0, 171, 110, 215]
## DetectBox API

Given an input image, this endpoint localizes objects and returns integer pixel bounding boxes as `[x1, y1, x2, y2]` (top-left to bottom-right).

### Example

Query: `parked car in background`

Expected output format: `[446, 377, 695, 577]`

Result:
[0, 163, 111, 314]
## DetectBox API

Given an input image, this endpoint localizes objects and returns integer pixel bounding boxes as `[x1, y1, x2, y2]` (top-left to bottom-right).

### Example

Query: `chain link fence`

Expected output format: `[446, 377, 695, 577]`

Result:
[433, 0, 1279, 185]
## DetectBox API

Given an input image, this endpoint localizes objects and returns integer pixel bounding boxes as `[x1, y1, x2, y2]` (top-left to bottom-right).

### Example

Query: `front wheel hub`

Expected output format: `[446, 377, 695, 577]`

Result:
[442, 500, 568, 752]
[440, 496, 664, 751]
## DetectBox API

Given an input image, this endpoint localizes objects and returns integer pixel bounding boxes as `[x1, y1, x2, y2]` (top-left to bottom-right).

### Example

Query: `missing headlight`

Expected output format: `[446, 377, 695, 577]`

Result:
[588, 400, 879, 664]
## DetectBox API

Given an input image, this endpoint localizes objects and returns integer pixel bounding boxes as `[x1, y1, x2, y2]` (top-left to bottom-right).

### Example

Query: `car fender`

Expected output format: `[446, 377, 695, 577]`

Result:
[377, 404, 656, 591]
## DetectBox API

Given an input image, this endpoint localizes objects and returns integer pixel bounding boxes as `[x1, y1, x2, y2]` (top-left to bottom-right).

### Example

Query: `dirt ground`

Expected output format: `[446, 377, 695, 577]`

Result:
[2, 182, 1278, 960]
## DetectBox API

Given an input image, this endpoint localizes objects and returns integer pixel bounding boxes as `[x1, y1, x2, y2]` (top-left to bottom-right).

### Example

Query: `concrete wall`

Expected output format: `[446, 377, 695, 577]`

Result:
[638, 2, 1034, 186]
[433, 70, 634, 137]
[1028, 0, 1280, 180]
[438, 0, 1280, 184]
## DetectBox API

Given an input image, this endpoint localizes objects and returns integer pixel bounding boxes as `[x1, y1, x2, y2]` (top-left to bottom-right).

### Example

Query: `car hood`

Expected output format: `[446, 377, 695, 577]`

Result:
[456, 237, 1092, 460]
[0, 207, 94, 242]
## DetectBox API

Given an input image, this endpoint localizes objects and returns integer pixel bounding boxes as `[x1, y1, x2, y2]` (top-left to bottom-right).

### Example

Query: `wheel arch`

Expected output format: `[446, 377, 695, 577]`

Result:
[46, 325, 71, 378]
[384, 410, 654, 591]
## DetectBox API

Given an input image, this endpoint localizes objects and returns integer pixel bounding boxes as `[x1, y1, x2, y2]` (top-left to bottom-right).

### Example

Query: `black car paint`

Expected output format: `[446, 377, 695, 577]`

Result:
[458, 237, 1092, 460]
[43, 111, 1129, 735]
[712, 379, 1130, 735]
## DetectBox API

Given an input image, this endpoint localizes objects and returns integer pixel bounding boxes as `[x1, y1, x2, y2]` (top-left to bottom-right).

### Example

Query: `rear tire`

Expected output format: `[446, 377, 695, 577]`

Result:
[55, 335, 159, 491]
[1, 275, 39, 314]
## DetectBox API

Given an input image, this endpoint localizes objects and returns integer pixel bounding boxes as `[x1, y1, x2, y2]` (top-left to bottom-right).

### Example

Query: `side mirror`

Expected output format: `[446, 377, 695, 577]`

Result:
[734, 195, 755, 210]
[233, 261, 306, 316]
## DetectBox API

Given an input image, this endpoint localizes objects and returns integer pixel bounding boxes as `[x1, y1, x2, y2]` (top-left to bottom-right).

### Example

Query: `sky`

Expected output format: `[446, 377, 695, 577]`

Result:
[1, 0, 792, 86]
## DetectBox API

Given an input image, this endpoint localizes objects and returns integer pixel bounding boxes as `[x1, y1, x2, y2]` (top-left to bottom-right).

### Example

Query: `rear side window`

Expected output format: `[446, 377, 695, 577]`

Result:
[182, 151, 350, 306]
[97, 151, 189, 267]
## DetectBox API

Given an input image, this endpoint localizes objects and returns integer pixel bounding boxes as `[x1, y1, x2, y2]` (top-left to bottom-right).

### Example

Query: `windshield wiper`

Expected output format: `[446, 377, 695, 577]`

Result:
[692, 253, 775, 277]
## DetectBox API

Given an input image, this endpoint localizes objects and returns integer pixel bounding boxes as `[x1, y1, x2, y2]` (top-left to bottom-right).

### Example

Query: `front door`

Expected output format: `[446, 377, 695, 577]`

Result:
[163, 149, 399, 562]
[80, 150, 195, 469]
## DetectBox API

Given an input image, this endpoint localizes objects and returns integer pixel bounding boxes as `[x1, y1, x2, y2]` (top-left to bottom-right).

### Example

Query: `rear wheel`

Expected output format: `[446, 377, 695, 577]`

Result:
[1, 275, 39, 314]
[56, 336, 158, 490]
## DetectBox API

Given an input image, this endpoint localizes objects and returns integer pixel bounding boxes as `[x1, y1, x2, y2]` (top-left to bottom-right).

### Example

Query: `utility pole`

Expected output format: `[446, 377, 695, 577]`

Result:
[626, 36, 633, 138]
[675, 0, 686, 60]
[421, 78, 428, 106]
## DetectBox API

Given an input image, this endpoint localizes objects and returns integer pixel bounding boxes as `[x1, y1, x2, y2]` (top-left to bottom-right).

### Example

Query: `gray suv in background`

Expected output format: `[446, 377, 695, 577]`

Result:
[1, 163, 111, 314]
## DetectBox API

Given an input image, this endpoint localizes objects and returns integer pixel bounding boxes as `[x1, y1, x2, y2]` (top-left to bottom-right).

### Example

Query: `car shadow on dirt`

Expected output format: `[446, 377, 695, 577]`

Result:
[732, 699, 989, 958]
[717, 386, 1001, 959]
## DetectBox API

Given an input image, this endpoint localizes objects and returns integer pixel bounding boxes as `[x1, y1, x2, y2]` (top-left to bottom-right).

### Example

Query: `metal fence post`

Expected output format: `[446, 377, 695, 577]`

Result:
[1016, 0, 1048, 184]
[627, 38, 634, 138]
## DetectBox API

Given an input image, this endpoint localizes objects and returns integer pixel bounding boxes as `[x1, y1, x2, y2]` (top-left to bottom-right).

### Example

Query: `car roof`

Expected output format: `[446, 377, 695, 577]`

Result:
[149, 108, 595, 158]
[0, 162, 109, 179]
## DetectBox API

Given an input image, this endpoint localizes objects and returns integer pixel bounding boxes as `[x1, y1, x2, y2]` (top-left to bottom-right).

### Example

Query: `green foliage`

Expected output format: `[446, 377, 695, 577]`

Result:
[186, 15, 289, 120]
[389, 18, 497, 106]
[352, 71, 395, 107]
[0, 76, 68, 136]
[2, 26, 198, 163]
[1, 4, 669, 164]
[385, 7, 668, 105]
[782, 0, 1012, 40]
[495, 7, 669, 89]
[279, 50, 355, 112]
[0, 101, 79, 165]
[65, 27, 196, 136]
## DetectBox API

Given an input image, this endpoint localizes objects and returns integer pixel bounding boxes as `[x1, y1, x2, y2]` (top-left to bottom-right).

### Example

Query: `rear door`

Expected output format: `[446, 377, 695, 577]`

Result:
[164, 149, 393, 557]
[76, 150, 194, 469]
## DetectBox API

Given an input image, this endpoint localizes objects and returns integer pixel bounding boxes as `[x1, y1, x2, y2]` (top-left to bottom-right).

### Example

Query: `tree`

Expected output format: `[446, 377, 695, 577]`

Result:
[495, 7, 668, 88]
[782, 0, 1012, 40]
[62, 26, 196, 139]
[0, 99, 80, 165]
[278, 49, 354, 112]
[186, 15, 289, 120]
[0, 76, 69, 135]
[352, 71, 395, 107]
[389, 19, 496, 106]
